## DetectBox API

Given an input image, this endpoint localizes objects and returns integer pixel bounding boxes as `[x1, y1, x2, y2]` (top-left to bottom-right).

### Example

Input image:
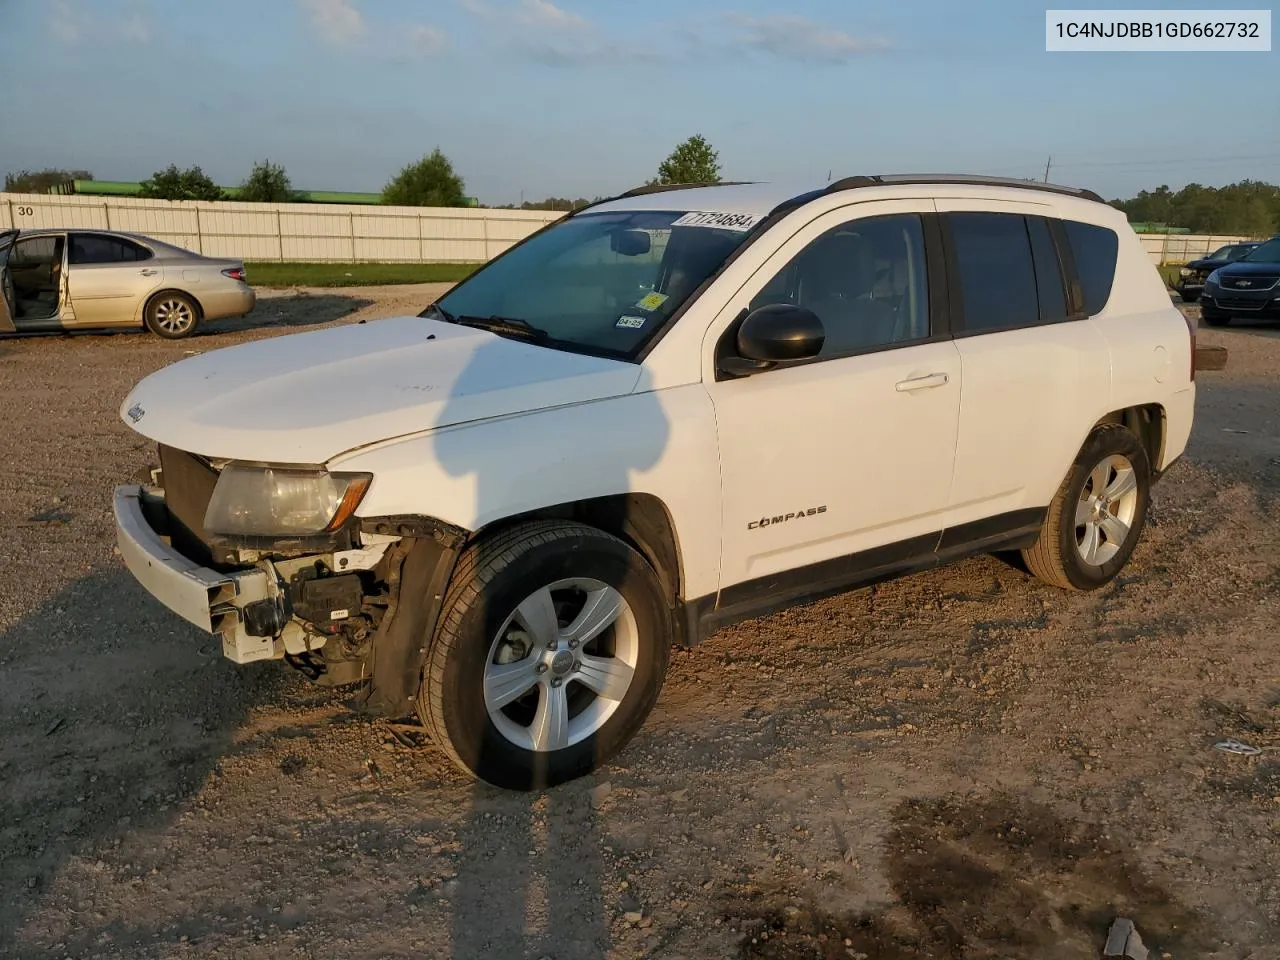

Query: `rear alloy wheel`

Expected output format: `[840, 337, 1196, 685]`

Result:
[1023, 424, 1151, 590]
[145, 293, 199, 339]
[419, 521, 670, 790]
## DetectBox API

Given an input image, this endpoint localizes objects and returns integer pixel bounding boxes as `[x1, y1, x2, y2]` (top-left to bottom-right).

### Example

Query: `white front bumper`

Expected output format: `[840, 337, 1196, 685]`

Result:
[113, 484, 277, 662]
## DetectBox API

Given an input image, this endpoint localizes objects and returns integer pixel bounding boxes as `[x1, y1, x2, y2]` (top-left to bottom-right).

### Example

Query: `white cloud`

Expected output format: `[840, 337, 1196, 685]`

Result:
[410, 24, 447, 54]
[516, 0, 587, 31]
[721, 13, 888, 62]
[121, 0, 153, 42]
[299, 0, 365, 44]
[460, 0, 493, 20]
[49, 0, 88, 43]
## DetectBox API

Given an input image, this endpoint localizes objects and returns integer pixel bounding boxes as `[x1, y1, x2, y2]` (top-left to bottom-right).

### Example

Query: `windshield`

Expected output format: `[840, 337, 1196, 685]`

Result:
[432, 210, 758, 358]
[1243, 238, 1280, 263]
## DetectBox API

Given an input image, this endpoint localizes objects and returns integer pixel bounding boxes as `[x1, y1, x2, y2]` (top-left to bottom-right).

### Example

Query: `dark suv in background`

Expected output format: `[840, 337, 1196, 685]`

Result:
[1201, 235, 1280, 326]
[1176, 241, 1260, 302]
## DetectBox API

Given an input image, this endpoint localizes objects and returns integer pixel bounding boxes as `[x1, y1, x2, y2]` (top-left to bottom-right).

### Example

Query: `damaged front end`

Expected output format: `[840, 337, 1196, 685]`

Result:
[113, 445, 467, 718]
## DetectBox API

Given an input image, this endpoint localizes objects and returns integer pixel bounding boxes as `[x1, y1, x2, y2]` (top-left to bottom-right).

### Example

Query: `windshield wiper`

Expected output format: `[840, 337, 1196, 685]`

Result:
[454, 314, 549, 343]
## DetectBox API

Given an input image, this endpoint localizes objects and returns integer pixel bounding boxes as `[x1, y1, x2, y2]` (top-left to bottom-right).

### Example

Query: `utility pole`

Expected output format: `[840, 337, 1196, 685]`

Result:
[1043, 156, 1052, 182]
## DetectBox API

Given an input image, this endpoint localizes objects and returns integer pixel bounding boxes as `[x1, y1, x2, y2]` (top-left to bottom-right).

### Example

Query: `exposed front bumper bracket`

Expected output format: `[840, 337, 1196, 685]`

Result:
[113, 484, 279, 663]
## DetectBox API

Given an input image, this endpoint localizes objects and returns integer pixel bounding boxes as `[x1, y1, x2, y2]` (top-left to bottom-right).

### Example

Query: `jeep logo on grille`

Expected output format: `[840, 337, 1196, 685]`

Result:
[126, 403, 146, 423]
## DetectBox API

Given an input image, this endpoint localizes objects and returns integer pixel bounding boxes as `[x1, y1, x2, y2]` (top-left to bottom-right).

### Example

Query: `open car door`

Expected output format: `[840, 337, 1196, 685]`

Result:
[0, 229, 17, 333]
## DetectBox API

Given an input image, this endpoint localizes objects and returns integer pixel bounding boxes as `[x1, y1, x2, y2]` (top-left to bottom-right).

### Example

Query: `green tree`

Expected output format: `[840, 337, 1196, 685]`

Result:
[1112, 179, 1280, 236]
[651, 135, 722, 186]
[4, 168, 93, 193]
[239, 159, 293, 203]
[381, 149, 467, 207]
[140, 164, 224, 201]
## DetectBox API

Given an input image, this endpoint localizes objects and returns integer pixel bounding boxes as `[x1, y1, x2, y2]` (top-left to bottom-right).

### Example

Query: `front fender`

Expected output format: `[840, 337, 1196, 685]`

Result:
[329, 385, 723, 599]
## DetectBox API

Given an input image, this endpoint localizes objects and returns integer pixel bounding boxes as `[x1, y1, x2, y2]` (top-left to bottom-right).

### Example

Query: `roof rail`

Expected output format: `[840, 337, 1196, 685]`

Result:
[825, 174, 1105, 204]
[616, 180, 753, 199]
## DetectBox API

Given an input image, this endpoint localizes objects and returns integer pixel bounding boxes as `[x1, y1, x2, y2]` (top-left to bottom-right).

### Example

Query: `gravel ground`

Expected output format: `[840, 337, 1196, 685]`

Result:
[0, 289, 1277, 960]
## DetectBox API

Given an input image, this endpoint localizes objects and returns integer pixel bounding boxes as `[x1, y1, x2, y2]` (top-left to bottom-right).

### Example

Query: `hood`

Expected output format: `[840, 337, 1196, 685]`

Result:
[1186, 258, 1224, 271]
[120, 316, 643, 463]
[1215, 259, 1280, 278]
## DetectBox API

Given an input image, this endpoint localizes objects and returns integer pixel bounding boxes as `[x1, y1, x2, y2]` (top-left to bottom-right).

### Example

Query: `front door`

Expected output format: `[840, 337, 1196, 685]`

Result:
[705, 202, 961, 610]
[7, 234, 66, 329]
[65, 233, 159, 326]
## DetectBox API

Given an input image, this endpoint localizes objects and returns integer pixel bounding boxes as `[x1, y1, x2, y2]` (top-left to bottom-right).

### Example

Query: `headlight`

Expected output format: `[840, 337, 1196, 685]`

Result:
[1205, 269, 1221, 287]
[1179, 267, 1192, 278]
[204, 464, 372, 537]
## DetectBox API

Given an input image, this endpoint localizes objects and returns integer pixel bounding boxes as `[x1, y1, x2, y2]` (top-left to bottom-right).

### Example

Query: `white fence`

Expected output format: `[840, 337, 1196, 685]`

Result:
[0, 193, 562, 263]
[1137, 233, 1256, 265]
[0, 191, 1259, 266]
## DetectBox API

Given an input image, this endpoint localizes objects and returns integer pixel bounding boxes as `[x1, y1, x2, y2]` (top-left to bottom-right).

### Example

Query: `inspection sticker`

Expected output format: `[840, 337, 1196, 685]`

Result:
[635, 292, 669, 312]
[616, 315, 647, 329]
[672, 211, 764, 232]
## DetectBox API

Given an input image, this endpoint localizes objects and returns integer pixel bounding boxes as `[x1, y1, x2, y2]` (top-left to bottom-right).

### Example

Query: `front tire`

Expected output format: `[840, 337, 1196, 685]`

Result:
[1179, 289, 1200, 304]
[144, 292, 200, 339]
[1022, 424, 1151, 591]
[419, 521, 670, 790]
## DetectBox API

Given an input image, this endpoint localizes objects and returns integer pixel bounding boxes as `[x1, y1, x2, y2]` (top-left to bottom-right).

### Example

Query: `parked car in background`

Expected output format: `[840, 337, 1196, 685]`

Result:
[1201, 235, 1280, 326]
[1175, 241, 1260, 302]
[0, 229, 254, 339]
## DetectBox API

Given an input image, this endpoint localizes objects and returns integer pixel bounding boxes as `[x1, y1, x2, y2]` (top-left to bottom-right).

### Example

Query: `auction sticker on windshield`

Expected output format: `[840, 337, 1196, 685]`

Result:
[635, 292, 669, 311]
[616, 315, 646, 329]
[672, 211, 764, 231]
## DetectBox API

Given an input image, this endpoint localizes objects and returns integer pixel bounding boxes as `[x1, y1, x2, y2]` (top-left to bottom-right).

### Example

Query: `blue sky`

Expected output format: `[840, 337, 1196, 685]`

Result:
[1, 0, 1277, 203]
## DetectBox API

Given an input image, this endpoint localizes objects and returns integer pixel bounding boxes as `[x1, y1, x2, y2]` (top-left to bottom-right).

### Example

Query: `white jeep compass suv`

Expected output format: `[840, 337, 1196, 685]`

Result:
[114, 175, 1202, 789]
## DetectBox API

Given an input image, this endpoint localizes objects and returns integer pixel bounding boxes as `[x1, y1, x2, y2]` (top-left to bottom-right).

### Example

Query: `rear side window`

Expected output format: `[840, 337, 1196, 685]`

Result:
[69, 234, 153, 265]
[1061, 220, 1118, 316]
[948, 213, 1039, 333]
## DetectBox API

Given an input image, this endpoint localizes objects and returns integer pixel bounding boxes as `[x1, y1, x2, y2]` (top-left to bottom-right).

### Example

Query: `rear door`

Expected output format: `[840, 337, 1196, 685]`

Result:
[66, 233, 159, 326]
[0, 230, 16, 332]
[936, 205, 1111, 531]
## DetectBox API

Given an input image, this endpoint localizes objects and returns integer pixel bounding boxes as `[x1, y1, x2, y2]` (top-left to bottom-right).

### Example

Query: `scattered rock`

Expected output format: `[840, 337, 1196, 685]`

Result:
[623, 910, 643, 925]
[589, 782, 612, 809]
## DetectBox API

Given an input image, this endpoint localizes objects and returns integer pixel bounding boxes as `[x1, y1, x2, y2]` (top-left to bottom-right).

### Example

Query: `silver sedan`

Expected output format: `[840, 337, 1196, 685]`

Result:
[0, 228, 255, 339]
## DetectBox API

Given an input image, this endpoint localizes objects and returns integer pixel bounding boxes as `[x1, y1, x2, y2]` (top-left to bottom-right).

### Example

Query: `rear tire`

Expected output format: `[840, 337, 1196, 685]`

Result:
[144, 292, 199, 339]
[419, 521, 670, 790]
[1022, 424, 1151, 591]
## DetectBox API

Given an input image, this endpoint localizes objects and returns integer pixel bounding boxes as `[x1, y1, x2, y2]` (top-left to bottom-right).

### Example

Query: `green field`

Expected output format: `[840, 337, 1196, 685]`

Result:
[246, 262, 479, 288]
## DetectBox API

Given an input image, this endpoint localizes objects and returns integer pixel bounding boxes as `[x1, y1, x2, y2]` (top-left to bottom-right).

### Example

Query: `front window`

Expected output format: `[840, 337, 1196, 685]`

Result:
[431, 210, 758, 358]
[1243, 238, 1280, 263]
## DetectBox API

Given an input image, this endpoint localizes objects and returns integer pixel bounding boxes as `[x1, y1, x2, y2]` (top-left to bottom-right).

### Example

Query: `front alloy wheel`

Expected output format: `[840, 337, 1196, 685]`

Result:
[420, 521, 670, 790]
[484, 578, 640, 753]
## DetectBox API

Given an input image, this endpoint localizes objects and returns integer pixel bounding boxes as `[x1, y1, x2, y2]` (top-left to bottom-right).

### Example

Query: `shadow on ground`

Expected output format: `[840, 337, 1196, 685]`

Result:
[202, 293, 373, 335]
[0, 570, 278, 957]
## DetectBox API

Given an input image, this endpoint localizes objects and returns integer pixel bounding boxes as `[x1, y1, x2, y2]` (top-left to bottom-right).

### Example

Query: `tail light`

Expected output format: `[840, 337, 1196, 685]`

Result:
[221, 266, 246, 282]
[1181, 310, 1196, 382]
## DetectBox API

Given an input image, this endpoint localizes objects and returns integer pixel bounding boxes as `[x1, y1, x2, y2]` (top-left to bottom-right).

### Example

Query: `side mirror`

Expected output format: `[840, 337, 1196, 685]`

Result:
[745, 301, 824, 354]
[610, 229, 651, 257]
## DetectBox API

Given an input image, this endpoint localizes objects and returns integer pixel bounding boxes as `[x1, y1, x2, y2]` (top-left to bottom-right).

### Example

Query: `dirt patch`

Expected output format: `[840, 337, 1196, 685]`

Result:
[0, 293, 1277, 958]
[727, 794, 1206, 959]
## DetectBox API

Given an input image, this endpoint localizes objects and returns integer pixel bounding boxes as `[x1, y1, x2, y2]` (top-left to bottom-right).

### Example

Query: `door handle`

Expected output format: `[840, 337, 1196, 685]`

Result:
[895, 372, 950, 392]
[139, 269, 158, 276]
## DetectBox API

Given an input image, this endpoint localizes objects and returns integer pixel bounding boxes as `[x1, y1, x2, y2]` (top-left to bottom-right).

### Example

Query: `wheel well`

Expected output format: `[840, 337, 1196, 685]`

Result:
[472, 495, 683, 606]
[1095, 404, 1165, 471]
[143, 288, 204, 322]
